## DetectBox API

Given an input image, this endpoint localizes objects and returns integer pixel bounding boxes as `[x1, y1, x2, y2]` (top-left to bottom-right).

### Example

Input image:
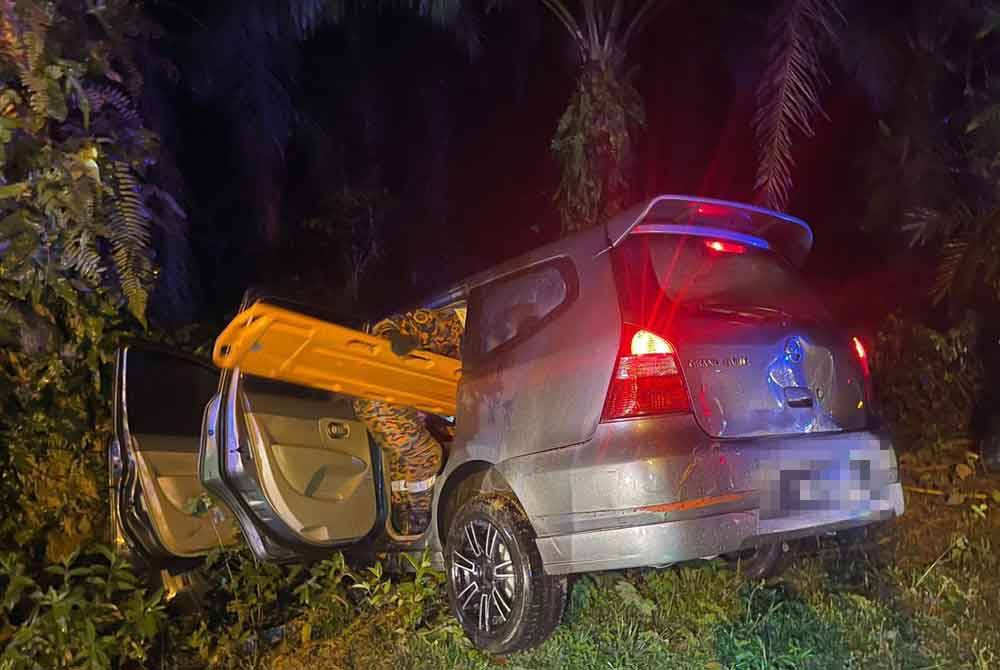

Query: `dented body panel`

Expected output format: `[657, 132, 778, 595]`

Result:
[489, 414, 900, 573]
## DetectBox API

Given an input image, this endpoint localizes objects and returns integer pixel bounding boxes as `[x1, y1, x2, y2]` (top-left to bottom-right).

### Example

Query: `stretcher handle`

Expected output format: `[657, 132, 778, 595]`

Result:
[213, 307, 274, 369]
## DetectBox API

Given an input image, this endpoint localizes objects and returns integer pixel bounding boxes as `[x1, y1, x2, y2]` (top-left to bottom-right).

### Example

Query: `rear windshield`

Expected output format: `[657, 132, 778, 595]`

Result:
[626, 233, 829, 322]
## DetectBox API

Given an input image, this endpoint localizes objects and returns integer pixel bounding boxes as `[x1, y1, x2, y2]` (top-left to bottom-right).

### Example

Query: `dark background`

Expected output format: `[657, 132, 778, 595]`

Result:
[144, 1, 923, 331]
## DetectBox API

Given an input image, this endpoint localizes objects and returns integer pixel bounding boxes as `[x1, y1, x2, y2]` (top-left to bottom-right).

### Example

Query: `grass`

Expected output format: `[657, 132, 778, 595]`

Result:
[258, 448, 1000, 670]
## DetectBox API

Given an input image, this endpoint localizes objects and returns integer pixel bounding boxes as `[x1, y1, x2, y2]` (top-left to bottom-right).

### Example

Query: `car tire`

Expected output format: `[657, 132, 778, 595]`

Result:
[725, 540, 793, 579]
[444, 493, 566, 655]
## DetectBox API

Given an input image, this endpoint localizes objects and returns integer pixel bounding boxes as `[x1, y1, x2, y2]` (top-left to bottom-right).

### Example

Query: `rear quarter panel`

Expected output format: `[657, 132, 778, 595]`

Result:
[453, 230, 620, 464]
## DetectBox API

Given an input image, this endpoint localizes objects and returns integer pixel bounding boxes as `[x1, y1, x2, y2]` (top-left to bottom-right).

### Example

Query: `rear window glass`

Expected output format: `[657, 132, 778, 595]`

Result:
[467, 263, 569, 360]
[627, 234, 829, 322]
[125, 349, 217, 436]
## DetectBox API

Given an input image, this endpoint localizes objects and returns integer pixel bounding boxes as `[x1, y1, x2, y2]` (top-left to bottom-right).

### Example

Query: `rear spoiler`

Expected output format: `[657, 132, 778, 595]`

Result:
[604, 195, 814, 267]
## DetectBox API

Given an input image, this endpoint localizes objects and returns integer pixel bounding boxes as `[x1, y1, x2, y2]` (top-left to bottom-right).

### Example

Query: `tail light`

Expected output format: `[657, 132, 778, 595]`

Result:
[602, 325, 691, 421]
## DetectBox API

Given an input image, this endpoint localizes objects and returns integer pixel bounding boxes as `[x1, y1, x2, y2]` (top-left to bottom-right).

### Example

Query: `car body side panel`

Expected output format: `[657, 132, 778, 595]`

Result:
[454, 228, 621, 463]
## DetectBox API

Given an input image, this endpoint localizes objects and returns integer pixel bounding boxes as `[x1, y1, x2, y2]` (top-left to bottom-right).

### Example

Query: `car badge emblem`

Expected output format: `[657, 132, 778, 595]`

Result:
[784, 337, 803, 364]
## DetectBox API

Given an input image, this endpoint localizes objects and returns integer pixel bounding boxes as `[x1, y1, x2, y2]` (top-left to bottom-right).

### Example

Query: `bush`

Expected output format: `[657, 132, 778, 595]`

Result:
[872, 312, 984, 450]
[183, 548, 446, 670]
[0, 545, 165, 670]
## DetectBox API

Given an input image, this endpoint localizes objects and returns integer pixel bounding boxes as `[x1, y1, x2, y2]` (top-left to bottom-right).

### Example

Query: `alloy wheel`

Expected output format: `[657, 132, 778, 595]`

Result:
[450, 518, 517, 633]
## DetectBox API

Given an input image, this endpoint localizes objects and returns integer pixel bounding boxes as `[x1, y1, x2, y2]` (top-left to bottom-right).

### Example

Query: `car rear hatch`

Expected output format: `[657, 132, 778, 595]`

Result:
[607, 198, 870, 439]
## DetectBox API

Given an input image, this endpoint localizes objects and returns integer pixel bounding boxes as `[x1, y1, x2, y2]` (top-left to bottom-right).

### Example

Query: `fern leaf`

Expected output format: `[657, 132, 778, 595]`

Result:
[108, 161, 152, 322]
[753, 0, 843, 211]
[85, 83, 140, 127]
[61, 228, 103, 285]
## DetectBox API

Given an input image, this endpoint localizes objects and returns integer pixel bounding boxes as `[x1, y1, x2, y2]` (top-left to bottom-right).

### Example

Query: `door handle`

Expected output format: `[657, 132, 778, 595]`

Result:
[325, 421, 351, 439]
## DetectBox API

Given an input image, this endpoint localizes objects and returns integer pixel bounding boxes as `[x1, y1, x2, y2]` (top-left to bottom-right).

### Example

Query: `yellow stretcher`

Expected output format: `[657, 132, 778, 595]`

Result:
[213, 302, 461, 416]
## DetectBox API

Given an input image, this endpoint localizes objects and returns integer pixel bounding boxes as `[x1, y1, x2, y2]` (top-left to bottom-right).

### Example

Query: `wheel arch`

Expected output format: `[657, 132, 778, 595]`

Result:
[436, 460, 518, 544]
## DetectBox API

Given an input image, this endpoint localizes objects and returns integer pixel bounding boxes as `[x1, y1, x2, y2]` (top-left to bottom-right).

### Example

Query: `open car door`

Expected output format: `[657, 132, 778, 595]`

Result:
[199, 366, 387, 562]
[109, 345, 238, 569]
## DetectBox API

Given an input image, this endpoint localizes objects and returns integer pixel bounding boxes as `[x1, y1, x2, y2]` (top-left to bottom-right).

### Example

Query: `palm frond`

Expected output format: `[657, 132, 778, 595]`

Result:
[931, 233, 972, 305]
[929, 206, 1000, 306]
[753, 0, 843, 211]
[903, 203, 974, 247]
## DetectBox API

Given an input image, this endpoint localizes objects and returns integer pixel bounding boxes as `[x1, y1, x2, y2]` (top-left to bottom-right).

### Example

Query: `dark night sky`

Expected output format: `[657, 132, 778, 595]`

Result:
[149, 1, 917, 331]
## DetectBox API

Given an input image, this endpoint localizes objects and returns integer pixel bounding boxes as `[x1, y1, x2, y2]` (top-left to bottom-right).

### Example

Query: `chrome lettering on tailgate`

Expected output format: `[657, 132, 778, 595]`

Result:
[688, 355, 750, 370]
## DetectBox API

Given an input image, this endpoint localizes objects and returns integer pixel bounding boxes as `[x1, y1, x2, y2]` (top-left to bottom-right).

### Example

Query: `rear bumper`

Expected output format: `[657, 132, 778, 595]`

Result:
[496, 416, 903, 575]
[535, 483, 902, 574]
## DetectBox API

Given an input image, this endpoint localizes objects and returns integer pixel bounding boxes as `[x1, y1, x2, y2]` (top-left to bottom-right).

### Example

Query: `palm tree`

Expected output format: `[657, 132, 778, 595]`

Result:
[841, 1, 1000, 310]
[538, 0, 669, 233]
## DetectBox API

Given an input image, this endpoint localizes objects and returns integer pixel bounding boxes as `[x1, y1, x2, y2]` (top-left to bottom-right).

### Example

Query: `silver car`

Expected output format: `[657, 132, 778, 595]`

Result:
[109, 195, 903, 654]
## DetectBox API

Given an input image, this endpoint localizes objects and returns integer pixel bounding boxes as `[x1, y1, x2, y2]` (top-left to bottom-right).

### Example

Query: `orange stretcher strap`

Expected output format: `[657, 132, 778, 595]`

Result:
[213, 302, 461, 416]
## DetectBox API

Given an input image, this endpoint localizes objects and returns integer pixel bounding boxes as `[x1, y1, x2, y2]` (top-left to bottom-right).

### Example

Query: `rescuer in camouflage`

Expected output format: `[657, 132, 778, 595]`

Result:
[354, 308, 463, 535]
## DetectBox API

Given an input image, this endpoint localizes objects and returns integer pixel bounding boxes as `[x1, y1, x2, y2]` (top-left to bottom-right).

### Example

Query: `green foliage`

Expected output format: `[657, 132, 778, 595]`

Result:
[185, 548, 446, 670]
[716, 583, 850, 670]
[0, 545, 166, 670]
[872, 312, 984, 450]
[857, 5, 1000, 310]
[0, 0, 184, 559]
[186, 546, 295, 669]
[0, 0, 164, 326]
[551, 62, 643, 234]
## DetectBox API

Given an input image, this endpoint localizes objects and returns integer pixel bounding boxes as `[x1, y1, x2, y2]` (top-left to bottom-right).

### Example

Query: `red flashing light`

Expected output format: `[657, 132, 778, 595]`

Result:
[602, 327, 690, 421]
[704, 239, 746, 255]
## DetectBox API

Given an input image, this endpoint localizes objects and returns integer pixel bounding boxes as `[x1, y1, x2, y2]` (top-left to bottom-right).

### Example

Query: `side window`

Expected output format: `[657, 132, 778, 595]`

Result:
[466, 260, 575, 363]
[126, 349, 218, 436]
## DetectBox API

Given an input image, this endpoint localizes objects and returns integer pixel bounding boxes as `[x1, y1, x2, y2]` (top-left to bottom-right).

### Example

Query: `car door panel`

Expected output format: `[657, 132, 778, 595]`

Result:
[202, 367, 384, 561]
[112, 346, 236, 564]
[242, 408, 376, 543]
[130, 441, 229, 555]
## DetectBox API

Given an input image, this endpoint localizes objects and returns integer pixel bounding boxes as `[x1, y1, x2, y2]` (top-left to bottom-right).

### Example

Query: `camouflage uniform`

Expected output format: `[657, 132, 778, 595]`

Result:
[354, 308, 463, 535]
